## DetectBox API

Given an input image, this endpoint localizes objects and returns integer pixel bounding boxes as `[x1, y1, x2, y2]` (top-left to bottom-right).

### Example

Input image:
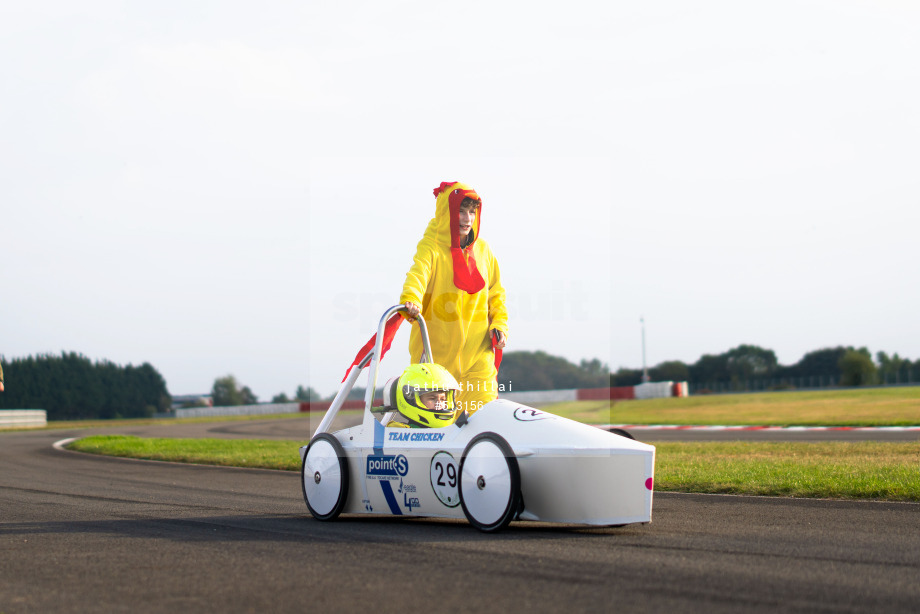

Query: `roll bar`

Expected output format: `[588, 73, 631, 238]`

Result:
[313, 305, 432, 436]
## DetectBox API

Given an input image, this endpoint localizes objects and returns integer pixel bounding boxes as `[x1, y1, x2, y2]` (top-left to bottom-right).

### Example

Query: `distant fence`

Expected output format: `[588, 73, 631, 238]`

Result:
[297, 400, 380, 412]
[175, 400, 380, 418]
[501, 382, 687, 405]
[0, 410, 47, 429]
[499, 389, 578, 405]
[175, 402, 302, 418]
[173, 382, 691, 419]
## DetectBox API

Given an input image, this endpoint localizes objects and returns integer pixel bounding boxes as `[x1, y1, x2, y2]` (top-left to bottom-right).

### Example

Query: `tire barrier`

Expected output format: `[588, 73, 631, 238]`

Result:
[500, 382, 689, 406]
[0, 410, 47, 429]
[175, 402, 303, 418]
[173, 382, 690, 419]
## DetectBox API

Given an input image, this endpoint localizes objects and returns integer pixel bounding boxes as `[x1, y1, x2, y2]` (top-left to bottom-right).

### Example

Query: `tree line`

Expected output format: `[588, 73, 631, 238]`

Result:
[332, 351, 609, 399]
[609, 344, 920, 390]
[0, 350, 611, 419]
[243, 352, 610, 403]
[202, 375, 322, 407]
[0, 352, 170, 420]
[498, 351, 608, 391]
[7, 343, 909, 422]
[230, 344, 917, 401]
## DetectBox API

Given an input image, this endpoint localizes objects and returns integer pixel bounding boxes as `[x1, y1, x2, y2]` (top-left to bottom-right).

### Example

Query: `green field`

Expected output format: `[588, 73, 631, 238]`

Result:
[43, 412, 315, 430]
[51, 387, 920, 502]
[543, 386, 920, 426]
[66, 435, 920, 502]
[69, 435, 300, 471]
[653, 441, 919, 500]
[69, 436, 301, 470]
[22, 387, 918, 432]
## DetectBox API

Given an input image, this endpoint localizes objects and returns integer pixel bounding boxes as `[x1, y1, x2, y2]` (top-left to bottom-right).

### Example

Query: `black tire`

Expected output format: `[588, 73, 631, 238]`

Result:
[301, 433, 349, 521]
[609, 427, 635, 440]
[459, 432, 522, 532]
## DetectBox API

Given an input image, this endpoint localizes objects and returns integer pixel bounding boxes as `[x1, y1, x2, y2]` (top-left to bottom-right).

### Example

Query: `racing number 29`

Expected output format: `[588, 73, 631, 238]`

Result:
[430, 451, 460, 508]
[434, 460, 457, 488]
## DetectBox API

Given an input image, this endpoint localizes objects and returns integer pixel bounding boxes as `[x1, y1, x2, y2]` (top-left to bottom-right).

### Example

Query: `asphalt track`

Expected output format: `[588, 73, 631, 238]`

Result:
[2, 417, 919, 613]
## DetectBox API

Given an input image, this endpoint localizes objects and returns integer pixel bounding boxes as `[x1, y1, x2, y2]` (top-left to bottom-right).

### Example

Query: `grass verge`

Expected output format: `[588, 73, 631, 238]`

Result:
[67, 436, 920, 502]
[653, 441, 920, 501]
[68, 436, 303, 471]
[544, 387, 920, 426]
[31, 410, 362, 431]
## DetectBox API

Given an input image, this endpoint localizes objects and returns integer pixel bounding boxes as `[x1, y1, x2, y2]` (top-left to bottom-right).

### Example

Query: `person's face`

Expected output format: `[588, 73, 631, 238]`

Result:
[458, 203, 477, 239]
[419, 390, 448, 410]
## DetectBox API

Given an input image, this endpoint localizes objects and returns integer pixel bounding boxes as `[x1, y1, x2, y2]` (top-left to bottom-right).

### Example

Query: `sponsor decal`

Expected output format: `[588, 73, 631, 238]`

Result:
[379, 480, 402, 514]
[430, 451, 460, 508]
[388, 431, 445, 442]
[397, 479, 421, 511]
[397, 478, 416, 494]
[514, 407, 549, 422]
[366, 454, 409, 479]
[404, 494, 420, 511]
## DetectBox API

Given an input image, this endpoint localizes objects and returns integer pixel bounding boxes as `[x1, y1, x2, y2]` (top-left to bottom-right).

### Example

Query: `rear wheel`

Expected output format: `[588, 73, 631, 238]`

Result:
[301, 433, 349, 521]
[459, 433, 521, 532]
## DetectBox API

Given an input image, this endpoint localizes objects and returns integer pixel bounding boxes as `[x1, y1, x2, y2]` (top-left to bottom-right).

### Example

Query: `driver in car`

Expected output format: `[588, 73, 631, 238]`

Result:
[387, 363, 462, 429]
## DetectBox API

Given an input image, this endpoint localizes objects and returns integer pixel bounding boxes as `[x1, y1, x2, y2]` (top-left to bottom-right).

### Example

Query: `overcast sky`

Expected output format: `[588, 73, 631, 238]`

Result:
[2, 2, 918, 400]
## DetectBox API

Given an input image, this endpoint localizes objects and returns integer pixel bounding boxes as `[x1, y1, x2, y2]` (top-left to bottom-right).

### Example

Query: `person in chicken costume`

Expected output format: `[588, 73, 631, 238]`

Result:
[400, 181, 508, 415]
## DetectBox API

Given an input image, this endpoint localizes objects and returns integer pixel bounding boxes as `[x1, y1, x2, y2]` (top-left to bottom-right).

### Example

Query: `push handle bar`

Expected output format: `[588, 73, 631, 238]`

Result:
[365, 305, 433, 412]
[314, 305, 433, 437]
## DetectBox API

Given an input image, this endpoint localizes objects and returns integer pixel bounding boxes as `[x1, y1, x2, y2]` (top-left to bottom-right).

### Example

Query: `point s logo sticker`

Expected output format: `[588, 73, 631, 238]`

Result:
[514, 407, 549, 422]
[366, 454, 409, 477]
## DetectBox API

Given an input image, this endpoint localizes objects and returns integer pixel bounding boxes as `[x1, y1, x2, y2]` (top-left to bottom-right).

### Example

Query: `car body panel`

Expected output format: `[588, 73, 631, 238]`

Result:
[301, 399, 655, 526]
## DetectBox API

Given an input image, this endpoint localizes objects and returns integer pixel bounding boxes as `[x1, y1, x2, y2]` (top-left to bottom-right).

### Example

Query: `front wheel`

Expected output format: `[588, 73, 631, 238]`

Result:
[459, 432, 521, 532]
[301, 433, 349, 521]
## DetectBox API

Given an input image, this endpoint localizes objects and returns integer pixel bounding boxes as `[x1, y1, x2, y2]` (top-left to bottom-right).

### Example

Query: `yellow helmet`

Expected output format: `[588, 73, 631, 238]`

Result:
[396, 363, 460, 428]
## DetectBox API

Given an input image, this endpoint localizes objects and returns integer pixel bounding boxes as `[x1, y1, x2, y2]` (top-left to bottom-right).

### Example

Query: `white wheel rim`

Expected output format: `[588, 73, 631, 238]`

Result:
[303, 439, 343, 516]
[461, 440, 512, 526]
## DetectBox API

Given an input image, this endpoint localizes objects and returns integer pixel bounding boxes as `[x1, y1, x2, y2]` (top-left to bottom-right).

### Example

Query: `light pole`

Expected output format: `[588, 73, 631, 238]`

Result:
[641, 317, 650, 383]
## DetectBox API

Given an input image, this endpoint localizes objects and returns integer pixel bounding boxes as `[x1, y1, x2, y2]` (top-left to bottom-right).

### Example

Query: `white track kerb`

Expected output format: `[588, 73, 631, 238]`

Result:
[299, 305, 656, 532]
[604, 425, 920, 432]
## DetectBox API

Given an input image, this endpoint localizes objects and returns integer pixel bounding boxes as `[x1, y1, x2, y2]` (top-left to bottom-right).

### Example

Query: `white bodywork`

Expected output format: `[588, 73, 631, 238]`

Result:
[299, 305, 655, 528]
[301, 399, 655, 525]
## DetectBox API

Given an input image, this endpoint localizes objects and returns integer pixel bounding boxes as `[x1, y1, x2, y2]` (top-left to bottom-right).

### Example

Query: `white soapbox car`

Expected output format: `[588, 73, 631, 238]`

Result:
[299, 305, 655, 532]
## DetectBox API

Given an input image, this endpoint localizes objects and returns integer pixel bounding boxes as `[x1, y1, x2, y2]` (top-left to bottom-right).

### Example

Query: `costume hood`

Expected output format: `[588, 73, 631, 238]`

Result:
[426, 181, 485, 293]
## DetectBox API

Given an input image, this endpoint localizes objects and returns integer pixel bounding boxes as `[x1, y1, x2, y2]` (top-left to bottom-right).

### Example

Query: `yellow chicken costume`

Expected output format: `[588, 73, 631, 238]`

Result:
[399, 181, 509, 414]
